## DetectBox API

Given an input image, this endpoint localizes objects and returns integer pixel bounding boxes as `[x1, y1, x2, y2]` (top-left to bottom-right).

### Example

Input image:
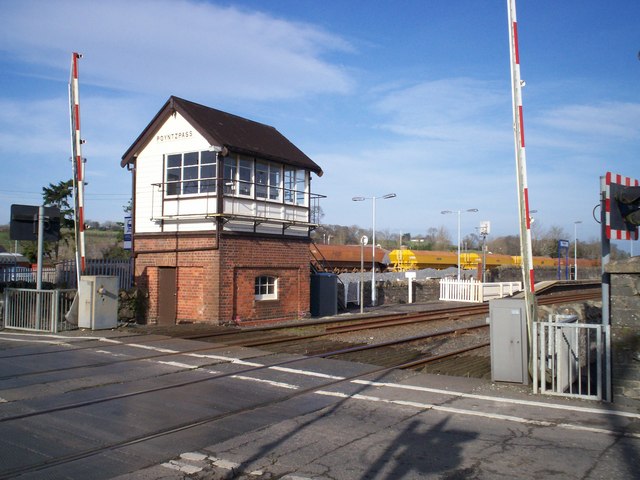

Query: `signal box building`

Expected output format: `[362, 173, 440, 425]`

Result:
[121, 96, 323, 325]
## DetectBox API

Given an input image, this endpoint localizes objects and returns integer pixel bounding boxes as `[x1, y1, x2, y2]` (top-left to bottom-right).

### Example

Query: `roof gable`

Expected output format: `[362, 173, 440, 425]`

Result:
[121, 96, 322, 176]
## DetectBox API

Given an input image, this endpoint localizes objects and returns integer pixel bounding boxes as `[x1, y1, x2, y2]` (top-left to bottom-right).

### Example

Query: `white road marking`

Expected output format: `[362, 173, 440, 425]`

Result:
[351, 379, 640, 419]
[315, 390, 640, 438]
[230, 375, 299, 390]
[157, 361, 200, 369]
[270, 365, 344, 380]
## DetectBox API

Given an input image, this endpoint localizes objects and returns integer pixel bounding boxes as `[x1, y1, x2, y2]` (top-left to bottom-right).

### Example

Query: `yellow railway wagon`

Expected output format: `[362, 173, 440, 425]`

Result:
[389, 249, 599, 272]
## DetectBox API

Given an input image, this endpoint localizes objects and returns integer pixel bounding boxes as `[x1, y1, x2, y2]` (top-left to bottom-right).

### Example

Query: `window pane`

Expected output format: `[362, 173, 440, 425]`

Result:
[256, 163, 268, 198]
[184, 166, 198, 180]
[270, 168, 281, 200]
[183, 181, 198, 194]
[200, 179, 216, 193]
[256, 163, 268, 185]
[238, 158, 252, 196]
[239, 159, 252, 181]
[201, 150, 216, 164]
[167, 183, 179, 196]
[167, 168, 181, 183]
[200, 164, 215, 179]
[184, 152, 198, 166]
[224, 157, 237, 194]
[167, 154, 181, 169]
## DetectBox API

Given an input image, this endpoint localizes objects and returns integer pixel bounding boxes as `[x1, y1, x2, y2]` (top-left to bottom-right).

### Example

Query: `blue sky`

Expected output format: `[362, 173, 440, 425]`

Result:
[1, 0, 639, 250]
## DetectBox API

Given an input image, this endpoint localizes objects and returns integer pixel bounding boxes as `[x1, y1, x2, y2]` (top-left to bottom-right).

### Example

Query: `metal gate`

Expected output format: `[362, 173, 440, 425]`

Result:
[2, 288, 77, 333]
[532, 318, 608, 401]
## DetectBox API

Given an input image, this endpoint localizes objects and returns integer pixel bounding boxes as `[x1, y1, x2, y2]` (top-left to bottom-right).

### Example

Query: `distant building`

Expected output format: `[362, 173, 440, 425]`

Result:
[0, 252, 30, 268]
[121, 96, 324, 325]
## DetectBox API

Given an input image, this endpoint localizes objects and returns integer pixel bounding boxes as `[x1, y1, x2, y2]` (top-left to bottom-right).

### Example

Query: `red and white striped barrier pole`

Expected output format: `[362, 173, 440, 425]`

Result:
[507, 1, 536, 333]
[69, 52, 86, 283]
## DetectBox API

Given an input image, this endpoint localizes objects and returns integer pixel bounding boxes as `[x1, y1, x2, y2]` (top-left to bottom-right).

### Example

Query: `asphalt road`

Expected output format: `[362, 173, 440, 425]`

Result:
[0, 329, 638, 479]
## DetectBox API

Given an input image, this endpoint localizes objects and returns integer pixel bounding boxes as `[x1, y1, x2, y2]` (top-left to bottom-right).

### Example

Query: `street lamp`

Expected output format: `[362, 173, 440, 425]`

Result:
[441, 208, 479, 280]
[574, 220, 582, 280]
[353, 193, 396, 306]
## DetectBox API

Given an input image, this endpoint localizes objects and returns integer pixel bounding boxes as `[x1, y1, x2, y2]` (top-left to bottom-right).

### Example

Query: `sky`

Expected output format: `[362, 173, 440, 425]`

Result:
[0, 0, 639, 251]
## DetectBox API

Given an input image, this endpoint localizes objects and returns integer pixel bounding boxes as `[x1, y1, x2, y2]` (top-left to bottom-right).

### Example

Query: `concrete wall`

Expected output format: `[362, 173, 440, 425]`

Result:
[489, 266, 601, 283]
[605, 257, 640, 403]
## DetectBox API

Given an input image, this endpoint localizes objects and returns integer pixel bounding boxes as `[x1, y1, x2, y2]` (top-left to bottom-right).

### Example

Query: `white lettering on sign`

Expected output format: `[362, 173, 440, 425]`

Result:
[156, 131, 194, 142]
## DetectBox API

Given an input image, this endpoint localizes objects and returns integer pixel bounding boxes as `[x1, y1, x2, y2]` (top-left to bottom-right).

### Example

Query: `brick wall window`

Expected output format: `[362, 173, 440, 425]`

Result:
[255, 275, 278, 301]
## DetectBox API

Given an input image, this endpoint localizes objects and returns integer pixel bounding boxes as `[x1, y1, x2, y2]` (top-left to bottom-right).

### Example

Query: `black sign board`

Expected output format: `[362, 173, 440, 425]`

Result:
[10, 204, 61, 242]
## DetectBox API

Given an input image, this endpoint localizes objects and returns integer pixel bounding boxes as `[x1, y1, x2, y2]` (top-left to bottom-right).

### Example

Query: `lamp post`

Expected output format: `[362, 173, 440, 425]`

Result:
[353, 193, 396, 306]
[359, 235, 368, 314]
[574, 220, 582, 280]
[441, 208, 478, 280]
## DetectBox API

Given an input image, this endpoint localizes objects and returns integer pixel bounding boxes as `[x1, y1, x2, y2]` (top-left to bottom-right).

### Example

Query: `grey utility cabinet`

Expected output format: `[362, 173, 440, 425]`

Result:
[489, 298, 529, 384]
[78, 275, 119, 330]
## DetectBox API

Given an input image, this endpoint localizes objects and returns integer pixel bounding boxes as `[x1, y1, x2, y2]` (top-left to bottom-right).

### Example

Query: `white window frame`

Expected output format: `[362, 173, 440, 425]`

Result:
[255, 275, 278, 301]
[256, 161, 282, 202]
[284, 167, 307, 206]
[165, 150, 217, 196]
[224, 154, 254, 197]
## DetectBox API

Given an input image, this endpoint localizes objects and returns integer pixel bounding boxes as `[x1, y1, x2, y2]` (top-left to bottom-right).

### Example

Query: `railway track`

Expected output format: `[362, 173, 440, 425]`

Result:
[0, 284, 604, 478]
[0, 287, 600, 384]
[0, 331, 489, 479]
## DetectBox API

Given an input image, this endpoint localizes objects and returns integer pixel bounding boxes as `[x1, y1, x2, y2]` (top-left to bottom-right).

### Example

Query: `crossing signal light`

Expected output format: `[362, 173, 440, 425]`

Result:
[604, 172, 639, 240]
[616, 186, 640, 226]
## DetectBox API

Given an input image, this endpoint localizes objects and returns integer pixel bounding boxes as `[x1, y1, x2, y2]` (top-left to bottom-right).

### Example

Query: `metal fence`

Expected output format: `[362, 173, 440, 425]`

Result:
[0, 267, 57, 283]
[1, 259, 133, 290]
[532, 317, 607, 401]
[56, 259, 134, 290]
[2, 288, 77, 333]
[439, 278, 522, 303]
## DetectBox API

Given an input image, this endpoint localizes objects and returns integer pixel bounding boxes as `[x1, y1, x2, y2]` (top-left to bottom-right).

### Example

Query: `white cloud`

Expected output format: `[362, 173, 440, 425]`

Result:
[374, 78, 510, 136]
[536, 101, 640, 141]
[0, 0, 354, 101]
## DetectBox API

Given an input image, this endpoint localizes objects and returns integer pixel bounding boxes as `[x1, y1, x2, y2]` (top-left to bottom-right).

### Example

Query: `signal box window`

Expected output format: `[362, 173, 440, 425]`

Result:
[166, 150, 217, 196]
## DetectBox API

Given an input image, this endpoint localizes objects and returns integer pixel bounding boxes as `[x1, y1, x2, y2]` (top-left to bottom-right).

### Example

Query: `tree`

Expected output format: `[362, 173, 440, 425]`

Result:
[424, 226, 451, 251]
[43, 180, 74, 228]
[42, 179, 75, 261]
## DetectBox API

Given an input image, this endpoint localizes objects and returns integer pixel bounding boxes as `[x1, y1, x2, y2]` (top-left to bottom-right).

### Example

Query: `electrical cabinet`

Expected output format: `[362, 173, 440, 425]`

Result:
[78, 275, 119, 330]
[310, 273, 338, 317]
[489, 298, 529, 384]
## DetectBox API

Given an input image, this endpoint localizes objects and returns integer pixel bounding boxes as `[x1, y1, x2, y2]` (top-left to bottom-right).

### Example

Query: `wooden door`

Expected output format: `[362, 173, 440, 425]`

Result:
[158, 267, 177, 325]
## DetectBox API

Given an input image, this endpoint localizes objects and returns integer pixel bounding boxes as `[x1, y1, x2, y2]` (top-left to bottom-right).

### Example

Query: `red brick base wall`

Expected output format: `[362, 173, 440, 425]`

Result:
[220, 235, 311, 325]
[133, 232, 310, 325]
[134, 233, 220, 324]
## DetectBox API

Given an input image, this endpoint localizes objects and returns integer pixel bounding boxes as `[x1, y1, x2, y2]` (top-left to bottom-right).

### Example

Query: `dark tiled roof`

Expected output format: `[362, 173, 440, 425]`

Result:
[121, 96, 322, 176]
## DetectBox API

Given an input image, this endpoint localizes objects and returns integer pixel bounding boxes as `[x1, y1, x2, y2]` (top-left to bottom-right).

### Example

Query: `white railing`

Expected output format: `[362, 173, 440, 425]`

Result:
[533, 317, 606, 400]
[2, 288, 77, 333]
[439, 278, 522, 303]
